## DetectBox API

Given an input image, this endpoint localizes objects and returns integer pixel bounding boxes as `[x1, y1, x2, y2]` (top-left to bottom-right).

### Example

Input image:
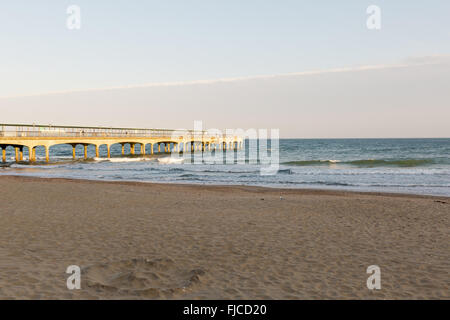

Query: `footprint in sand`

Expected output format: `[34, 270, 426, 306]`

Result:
[81, 258, 205, 299]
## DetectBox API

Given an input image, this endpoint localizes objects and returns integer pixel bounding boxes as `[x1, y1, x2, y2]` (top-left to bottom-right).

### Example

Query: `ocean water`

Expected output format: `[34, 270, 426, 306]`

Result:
[1, 139, 449, 196]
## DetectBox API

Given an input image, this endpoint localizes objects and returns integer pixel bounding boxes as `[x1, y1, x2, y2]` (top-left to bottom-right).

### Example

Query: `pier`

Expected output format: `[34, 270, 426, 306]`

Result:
[0, 124, 244, 163]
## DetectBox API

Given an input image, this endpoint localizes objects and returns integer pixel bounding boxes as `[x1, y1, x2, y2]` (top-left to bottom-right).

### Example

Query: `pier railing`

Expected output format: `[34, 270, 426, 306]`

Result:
[0, 124, 210, 139]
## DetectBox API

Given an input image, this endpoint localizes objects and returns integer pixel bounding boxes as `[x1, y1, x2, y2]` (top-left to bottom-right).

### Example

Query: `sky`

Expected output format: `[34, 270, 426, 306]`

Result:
[0, 0, 449, 138]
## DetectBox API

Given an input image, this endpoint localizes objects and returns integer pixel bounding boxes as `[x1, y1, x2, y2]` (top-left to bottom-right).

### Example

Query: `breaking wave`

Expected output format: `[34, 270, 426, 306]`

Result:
[283, 158, 446, 168]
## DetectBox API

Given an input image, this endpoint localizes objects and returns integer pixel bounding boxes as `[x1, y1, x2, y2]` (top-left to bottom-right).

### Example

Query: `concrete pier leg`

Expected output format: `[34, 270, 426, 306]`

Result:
[131, 144, 135, 155]
[84, 145, 88, 160]
[150, 144, 154, 155]
[2, 148, 5, 163]
[72, 145, 76, 159]
[107, 145, 111, 158]
[165, 143, 168, 153]
[158, 143, 161, 153]
[19, 148, 23, 161]
[121, 144, 125, 156]
[45, 146, 49, 163]
[141, 144, 145, 155]
[31, 147, 36, 162]
[15, 147, 19, 162]
[95, 145, 99, 158]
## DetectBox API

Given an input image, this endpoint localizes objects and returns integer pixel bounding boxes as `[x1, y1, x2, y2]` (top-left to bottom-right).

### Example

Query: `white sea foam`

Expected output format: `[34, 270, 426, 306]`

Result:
[95, 157, 152, 162]
[158, 157, 185, 164]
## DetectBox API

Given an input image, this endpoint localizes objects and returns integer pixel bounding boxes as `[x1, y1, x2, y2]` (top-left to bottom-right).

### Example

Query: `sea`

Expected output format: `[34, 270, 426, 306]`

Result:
[1, 138, 449, 196]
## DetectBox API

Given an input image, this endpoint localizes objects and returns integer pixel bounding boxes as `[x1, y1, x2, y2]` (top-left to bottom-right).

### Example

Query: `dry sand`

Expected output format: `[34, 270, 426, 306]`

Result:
[0, 175, 448, 299]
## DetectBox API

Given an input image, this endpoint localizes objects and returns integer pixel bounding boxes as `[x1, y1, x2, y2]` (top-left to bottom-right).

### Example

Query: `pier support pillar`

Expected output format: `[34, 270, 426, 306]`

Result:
[150, 144, 154, 155]
[158, 143, 161, 153]
[165, 143, 168, 153]
[2, 148, 5, 163]
[30, 147, 36, 162]
[45, 146, 49, 163]
[95, 145, 99, 158]
[84, 145, 88, 160]
[72, 145, 76, 159]
[130, 143, 135, 155]
[121, 144, 125, 156]
[141, 144, 145, 155]
[15, 147, 19, 162]
[107, 145, 111, 158]
[19, 147, 23, 161]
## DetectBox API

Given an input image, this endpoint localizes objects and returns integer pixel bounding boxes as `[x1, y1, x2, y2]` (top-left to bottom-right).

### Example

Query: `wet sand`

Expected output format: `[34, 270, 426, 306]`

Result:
[0, 175, 448, 299]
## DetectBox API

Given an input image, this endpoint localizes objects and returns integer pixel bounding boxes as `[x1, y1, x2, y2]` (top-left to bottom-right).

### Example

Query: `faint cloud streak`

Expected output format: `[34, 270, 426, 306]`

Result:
[1, 55, 449, 100]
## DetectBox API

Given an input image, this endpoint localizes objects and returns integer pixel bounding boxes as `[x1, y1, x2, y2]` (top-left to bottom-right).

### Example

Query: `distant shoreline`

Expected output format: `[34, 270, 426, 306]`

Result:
[1, 174, 449, 200]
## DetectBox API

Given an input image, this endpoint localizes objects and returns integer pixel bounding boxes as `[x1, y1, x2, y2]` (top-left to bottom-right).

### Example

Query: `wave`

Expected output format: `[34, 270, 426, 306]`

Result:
[278, 180, 354, 186]
[158, 157, 185, 164]
[180, 173, 195, 177]
[282, 160, 340, 166]
[97, 157, 153, 163]
[283, 158, 446, 168]
[346, 159, 435, 167]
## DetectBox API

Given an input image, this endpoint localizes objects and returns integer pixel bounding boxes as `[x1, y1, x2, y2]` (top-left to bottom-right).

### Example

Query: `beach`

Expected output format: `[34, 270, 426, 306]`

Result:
[0, 175, 448, 299]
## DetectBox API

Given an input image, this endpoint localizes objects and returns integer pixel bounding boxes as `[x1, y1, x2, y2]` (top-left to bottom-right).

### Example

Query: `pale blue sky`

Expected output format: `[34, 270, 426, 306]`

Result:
[1, 0, 449, 96]
[0, 1, 449, 137]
